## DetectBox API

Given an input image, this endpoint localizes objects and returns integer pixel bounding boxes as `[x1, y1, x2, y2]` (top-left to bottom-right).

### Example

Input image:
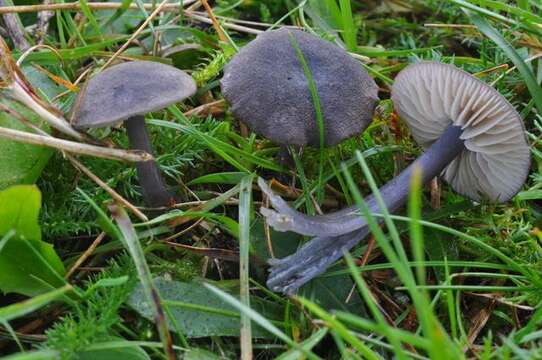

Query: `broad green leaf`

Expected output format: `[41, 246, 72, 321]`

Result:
[0, 100, 53, 189]
[251, 219, 303, 260]
[22, 65, 65, 101]
[0, 231, 66, 297]
[300, 268, 365, 314]
[128, 278, 282, 338]
[110, 203, 174, 358]
[0, 185, 66, 296]
[0, 185, 41, 240]
[203, 283, 320, 360]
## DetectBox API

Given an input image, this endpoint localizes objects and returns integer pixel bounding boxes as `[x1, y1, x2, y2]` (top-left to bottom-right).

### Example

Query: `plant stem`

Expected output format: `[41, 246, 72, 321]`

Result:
[0, 125, 152, 162]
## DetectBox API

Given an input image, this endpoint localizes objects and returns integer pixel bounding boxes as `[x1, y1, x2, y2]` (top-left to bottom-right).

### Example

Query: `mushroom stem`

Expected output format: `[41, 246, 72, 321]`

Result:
[261, 125, 465, 237]
[363, 124, 465, 216]
[277, 145, 295, 168]
[125, 115, 175, 208]
[264, 124, 465, 294]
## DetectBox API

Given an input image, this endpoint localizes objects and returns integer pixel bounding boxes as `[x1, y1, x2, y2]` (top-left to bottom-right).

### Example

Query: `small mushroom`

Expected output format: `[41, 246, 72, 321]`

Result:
[260, 62, 531, 294]
[221, 28, 379, 149]
[72, 61, 197, 208]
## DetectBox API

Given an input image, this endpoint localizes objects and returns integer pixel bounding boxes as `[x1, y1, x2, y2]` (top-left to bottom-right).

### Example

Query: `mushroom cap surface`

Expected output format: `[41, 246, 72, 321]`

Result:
[72, 61, 197, 129]
[391, 61, 530, 202]
[221, 28, 379, 147]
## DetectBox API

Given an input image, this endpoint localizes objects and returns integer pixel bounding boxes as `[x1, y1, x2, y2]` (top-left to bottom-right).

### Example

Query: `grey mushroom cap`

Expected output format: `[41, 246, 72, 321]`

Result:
[221, 28, 379, 147]
[72, 61, 197, 129]
[391, 62, 530, 202]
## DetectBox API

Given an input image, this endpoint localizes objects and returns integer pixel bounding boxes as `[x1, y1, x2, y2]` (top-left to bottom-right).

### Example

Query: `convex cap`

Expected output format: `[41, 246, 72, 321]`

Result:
[221, 29, 379, 147]
[73, 61, 197, 129]
[391, 62, 530, 202]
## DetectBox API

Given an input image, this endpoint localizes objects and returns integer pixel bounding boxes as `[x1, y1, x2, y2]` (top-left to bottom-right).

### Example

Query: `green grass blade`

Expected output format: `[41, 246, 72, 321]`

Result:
[0, 285, 71, 323]
[296, 297, 382, 360]
[239, 175, 254, 360]
[334, 311, 432, 350]
[288, 32, 326, 202]
[468, 12, 542, 115]
[291, 149, 316, 214]
[153, 112, 282, 172]
[369, 213, 540, 285]
[444, 257, 458, 340]
[343, 153, 459, 359]
[276, 328, 328, 360]
[338, 0, 357, 51]
[78, 0, 102, 37]
[344, 253, 408, 359]
[408, 167, 425, 286]
[103, 0, 134, 28]
[110, 204, 176, 359]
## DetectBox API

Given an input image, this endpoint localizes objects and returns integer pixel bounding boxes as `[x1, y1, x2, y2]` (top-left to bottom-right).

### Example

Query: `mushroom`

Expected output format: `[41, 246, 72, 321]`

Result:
[260, 62, 531, 294]
[71, 61, 197, 208]
[221, 28, 379, 152]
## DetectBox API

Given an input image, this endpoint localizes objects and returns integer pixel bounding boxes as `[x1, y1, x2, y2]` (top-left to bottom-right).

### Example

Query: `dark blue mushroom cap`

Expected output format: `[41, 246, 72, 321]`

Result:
[72, 61, 196, 129]
[221, 29, 379, 147]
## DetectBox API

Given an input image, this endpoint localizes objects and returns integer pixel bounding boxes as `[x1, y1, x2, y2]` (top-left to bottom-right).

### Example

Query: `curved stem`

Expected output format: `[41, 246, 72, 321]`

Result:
[125, 115, 175, 208]
[264, 124, 465, 293]
[260, 125, 465, 237]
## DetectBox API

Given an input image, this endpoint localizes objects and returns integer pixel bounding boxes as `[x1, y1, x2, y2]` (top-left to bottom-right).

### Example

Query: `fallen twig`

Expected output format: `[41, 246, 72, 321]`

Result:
[35, 0, 54, 44]
[65, 232, 107, 279]
[0, 126, 152, 162]
[0, 0, 29, 50]
[101, 0, 170, 70]
[69, 157, 149, 221]
[199, 0, 228, 43]
[0, 2, 196, 14]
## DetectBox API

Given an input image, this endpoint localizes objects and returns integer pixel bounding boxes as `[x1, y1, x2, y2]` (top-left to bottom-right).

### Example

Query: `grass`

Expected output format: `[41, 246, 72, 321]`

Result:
[0, 0, 541, 359]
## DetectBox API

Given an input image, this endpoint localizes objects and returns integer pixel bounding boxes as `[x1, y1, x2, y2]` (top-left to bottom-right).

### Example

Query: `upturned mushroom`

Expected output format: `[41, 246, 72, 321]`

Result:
[260, 62, 531, 294]
[72, 61, 197, 208]
[221, 28, 379, 152]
